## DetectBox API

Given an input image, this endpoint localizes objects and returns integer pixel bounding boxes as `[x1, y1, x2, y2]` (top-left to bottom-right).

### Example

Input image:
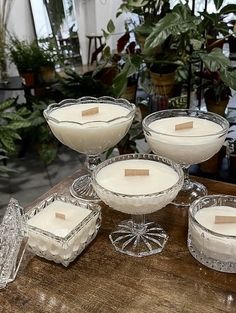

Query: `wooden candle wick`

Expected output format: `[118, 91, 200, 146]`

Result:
[175, 121, 193, 131]
[82, 107, 99, 116]
[55, 212, 66, 220]
[125, 169, 149, 176]
[215, 216, 236, 224]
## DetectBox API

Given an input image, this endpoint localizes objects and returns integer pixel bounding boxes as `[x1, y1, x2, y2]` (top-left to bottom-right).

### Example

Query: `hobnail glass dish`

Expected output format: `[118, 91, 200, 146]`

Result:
[92, 153, 183, 257]
[25, 194, 101, 266]
[143, 109, 229, 207]
[188, 195, 236, 273]
[43, 96, 135, 202]
[0, 199, 28, 289]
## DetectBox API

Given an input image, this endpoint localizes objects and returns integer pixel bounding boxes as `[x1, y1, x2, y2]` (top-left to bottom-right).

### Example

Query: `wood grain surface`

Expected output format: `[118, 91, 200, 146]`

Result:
[1, 171, 236, 313]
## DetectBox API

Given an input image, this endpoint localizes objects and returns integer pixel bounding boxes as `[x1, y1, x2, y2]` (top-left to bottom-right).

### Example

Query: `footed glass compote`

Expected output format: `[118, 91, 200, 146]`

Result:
[44, 96, 135, 202]
[92, 154, 183, 257]
[143, 109, 229, 207]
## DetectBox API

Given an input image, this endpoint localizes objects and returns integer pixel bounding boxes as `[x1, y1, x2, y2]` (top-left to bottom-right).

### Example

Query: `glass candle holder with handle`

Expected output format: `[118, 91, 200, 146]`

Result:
[92, 153, 184, 257]
[44, 96, 136, 202]
[143, 109, 229, 207]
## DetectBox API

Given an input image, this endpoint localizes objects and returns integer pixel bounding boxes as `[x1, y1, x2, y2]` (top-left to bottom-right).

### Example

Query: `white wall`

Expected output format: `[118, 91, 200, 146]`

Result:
[74, 0, 126, 65]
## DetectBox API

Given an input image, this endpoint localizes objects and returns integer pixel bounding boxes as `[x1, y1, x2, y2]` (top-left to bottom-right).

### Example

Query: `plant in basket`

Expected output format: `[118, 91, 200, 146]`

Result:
[197, 69, 232, 115]
[196, 47, 236, 115]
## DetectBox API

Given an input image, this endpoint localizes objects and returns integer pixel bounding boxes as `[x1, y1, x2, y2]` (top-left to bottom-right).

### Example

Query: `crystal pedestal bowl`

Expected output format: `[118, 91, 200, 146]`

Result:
[44, 96, 135, 202]
[143, 109, 229, 207]
[92, 153, 183, 257]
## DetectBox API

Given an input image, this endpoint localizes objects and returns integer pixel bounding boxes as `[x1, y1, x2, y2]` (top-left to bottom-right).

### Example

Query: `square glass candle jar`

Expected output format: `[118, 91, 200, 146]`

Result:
[188, 195, 236, 273]
[25, 194, 101, 266]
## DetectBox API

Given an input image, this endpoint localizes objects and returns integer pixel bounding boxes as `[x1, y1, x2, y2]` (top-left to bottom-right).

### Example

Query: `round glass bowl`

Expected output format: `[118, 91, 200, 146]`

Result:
[92, 153, 184, 257]
[43, 96, 135, 202]
[188, 195, 236, 273]
[143, 109, 229, 206]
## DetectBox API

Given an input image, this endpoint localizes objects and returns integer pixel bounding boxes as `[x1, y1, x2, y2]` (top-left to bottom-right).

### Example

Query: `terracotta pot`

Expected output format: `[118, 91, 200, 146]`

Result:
[150, 71, 176, 97]
[205, 96, 229, 116]
[39, 65, 56, 83]
[21, 71, 35, 87]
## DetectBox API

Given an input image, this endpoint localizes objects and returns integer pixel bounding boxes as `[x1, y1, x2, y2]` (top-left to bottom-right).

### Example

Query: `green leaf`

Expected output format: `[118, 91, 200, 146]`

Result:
[200, 12, 218, 24]
[107, 19, 115, 34]
[215, 22, 230, 36]
[5, 120, 31, 130]
[113, 55, 141, 97]
[145, 3, 200, 49]
[30, 116, 44, 127]
[102, 29, 110, 41]
[220, 4, 236, 15]
[1, 112, 25, 121]
[199, 48, 230, 72]
[113, 68, 129, 97]
[214, 0, 223, 11]
[127, 0, 149, 7]
[0, 165, 17, 177]
[220, 68, 236, 90]
[0, 99, 15, 112]
[0, 132, 15, 152]
[0, 155, 8, 161]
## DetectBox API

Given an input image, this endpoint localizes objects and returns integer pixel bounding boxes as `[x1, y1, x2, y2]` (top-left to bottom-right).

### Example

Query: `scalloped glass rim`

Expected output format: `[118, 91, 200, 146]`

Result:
[43, 96, 136, 126]
[189, 194, 236, 239]
[25, 194, 101, 243]
[92, 153, 184, 199]
[142, 109, 229, 138]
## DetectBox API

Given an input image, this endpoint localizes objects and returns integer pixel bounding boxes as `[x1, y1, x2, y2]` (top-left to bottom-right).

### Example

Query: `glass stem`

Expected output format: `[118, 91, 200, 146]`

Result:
[86, 154, 101, 173]
[131, 214, 146, 234]
[182, 165, 193, 191]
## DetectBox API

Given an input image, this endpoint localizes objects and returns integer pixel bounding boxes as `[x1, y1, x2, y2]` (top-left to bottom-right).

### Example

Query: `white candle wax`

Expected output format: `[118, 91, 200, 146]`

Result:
[27, 200, 91, 237]
[190, 206, 236, 262]
[48, 103, 133, 154]
[94, 159, 180, 214]
[146, 116, 224, 165]
[27, 200, 99, 265]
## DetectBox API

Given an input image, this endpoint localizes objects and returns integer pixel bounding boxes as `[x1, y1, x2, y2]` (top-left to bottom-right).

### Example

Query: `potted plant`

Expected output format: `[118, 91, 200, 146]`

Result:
[196, 46, 236, 115]
[9, 38, 38, 86]
[198, 69, 232, 116]
[110, 2, 203, 98]
[199, 0, 236, 52]
[145, 2, 236, 101]
[9, 38, 60, 87]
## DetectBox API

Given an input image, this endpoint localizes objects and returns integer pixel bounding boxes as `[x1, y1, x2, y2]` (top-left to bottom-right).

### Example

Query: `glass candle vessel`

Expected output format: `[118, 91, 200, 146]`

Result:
[44, 96, 135, 202]
[0, 199, 28, 289]
[92, 153, 183, 257]
[142, 109, 229, 207]
[25, 193, 101, 266]
[188, 195, 236, 273]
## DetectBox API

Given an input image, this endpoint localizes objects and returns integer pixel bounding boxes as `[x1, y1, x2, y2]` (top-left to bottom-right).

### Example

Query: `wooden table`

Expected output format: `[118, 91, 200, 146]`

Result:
[1, 172, 236, 313]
